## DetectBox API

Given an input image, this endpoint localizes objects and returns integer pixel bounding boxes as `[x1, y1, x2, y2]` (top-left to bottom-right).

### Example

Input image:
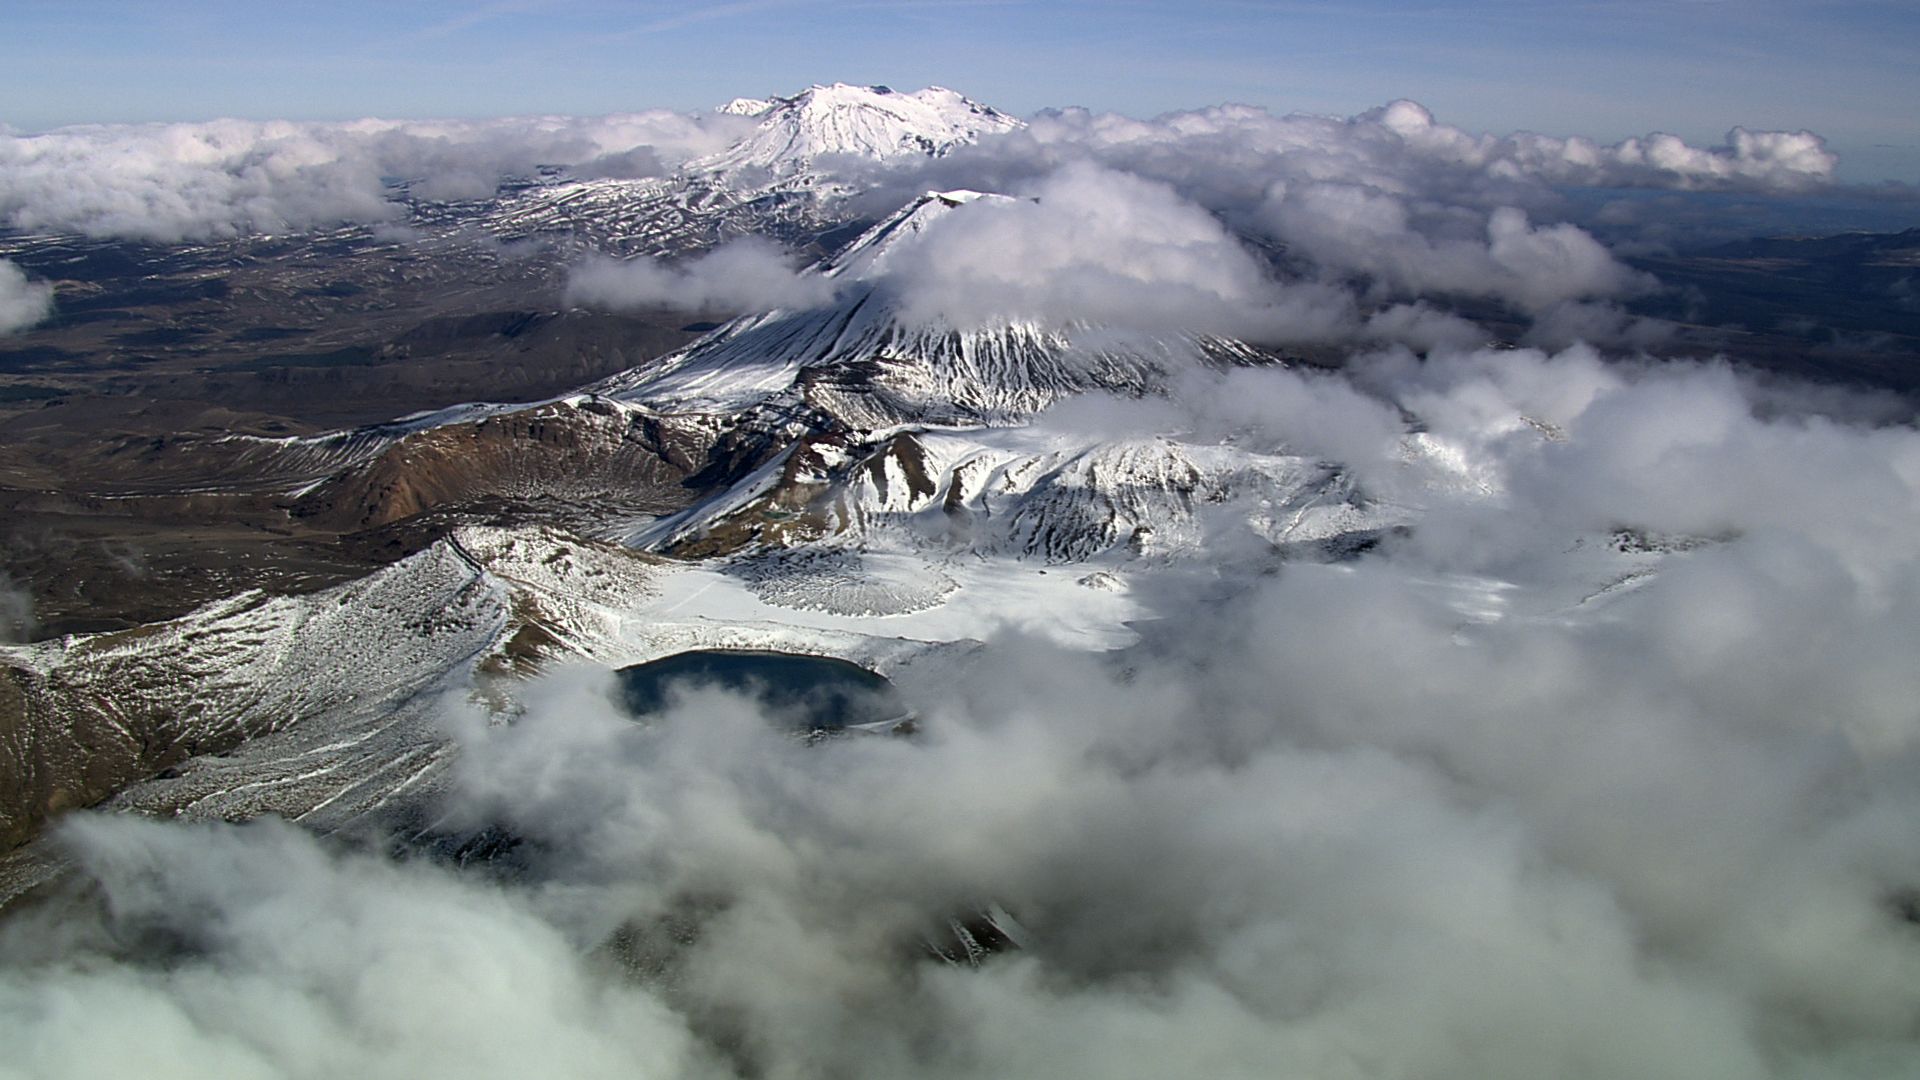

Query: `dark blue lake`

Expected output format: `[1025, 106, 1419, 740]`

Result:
[614, 650, 904, 731]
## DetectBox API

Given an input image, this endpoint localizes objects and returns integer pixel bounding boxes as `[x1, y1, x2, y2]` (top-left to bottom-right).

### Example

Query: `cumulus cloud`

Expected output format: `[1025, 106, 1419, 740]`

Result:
[842, 97, 1859, 332]
[564, 237, 836, 314]
[0, 815, 719, 1080]
[0, 260, 52, 334]
[1261, 187, 1652, 312]
[1362, 301, 1489, 352]
[1370, 99, 1837, 192]
[854, 162, 1639, 349]
[1027, 98, 1838, 199]
[11, 348, 1920, 1077]
[852, 98, 1841, 242]
[0, 111, 752, 242]
[876, 163, 1360, 341]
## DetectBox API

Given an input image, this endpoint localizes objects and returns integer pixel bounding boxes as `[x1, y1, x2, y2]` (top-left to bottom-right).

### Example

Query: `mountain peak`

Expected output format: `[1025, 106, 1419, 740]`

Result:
[717, 96, 776, 117]
[691, 84, 1020, 182]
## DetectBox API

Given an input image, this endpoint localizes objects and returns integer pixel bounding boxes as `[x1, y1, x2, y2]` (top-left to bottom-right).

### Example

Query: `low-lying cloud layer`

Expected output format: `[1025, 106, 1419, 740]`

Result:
[565, 238, 835, 315]
[1263, 194, 1649, 312]
[0, 94, 1878, 355]
[8, 348, 1920, 1077]
[885, 99, 1840, 213]
[844, 98, 1857, 338]
[0, 111, 751, 242]
[1, 96, 1846, 258]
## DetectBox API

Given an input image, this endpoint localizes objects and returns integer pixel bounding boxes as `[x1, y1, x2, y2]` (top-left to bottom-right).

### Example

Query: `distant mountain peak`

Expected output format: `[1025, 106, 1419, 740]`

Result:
[717, 96, 777, 117]
[691, 83, 1021, 182]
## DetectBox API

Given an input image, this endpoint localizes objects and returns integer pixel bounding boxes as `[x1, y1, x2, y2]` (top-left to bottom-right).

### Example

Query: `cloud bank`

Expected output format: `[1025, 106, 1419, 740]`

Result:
[1016, 99, 1839, 203]
[9, 348, 1920, 1077]
[0, 96, 1871, 356]
[0, 111, 751, 242]
[843, 98, 1856, 336]
[565, 238, 835, 315]
[0, 97, 1842, 259]
[1262, 193, 1650, 312]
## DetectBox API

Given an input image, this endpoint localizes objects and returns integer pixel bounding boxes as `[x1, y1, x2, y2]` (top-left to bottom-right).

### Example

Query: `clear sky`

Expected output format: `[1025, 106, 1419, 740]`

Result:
[3, 0, 1915, 181]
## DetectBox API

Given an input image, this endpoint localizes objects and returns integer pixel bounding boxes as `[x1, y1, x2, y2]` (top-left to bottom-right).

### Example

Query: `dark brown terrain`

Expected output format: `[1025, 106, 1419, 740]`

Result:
[0, 228, 710, 636]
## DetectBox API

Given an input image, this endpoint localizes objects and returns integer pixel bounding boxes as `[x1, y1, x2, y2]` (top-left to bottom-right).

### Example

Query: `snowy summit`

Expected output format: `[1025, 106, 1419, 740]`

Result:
[690, 83, 1022, 180]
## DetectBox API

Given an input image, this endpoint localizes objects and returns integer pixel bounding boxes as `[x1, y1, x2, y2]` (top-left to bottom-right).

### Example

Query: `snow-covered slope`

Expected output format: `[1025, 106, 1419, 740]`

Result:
[0, 514, 1153, 899]
[0, 537, 511, 853]
[636, 423, 1400, 566]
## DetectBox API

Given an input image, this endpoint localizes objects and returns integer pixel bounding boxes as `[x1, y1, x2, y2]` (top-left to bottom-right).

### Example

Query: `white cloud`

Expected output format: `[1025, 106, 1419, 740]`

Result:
[1373, 99, 1837, 192]
[848, 97, 1849, 332]
[1261, 184, 1652, 313]
[0, 259, 52, 334]
[856, 98, 1839, 238]
[876, 163, 1359, 341]
[0, 92, 1911, 1077]
[1034, 98, 1839, 198]
[563, 237, 835, 314]
[0, 815, 718, 1080]
[0, 96, 1855, 354]
[0, 112, 752, 242]
[1363, 302, 1489, 352]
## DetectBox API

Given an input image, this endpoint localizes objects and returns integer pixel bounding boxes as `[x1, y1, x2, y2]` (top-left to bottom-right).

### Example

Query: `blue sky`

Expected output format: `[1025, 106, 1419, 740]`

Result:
[4, 0, 1916, 181]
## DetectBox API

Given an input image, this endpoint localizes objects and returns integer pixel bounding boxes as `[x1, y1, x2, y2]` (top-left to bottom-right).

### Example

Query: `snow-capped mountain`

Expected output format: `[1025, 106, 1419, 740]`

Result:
[686, 84, 1020, 182]
[588, 190, 1281, 426]
[475, 85, 1021, 255]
